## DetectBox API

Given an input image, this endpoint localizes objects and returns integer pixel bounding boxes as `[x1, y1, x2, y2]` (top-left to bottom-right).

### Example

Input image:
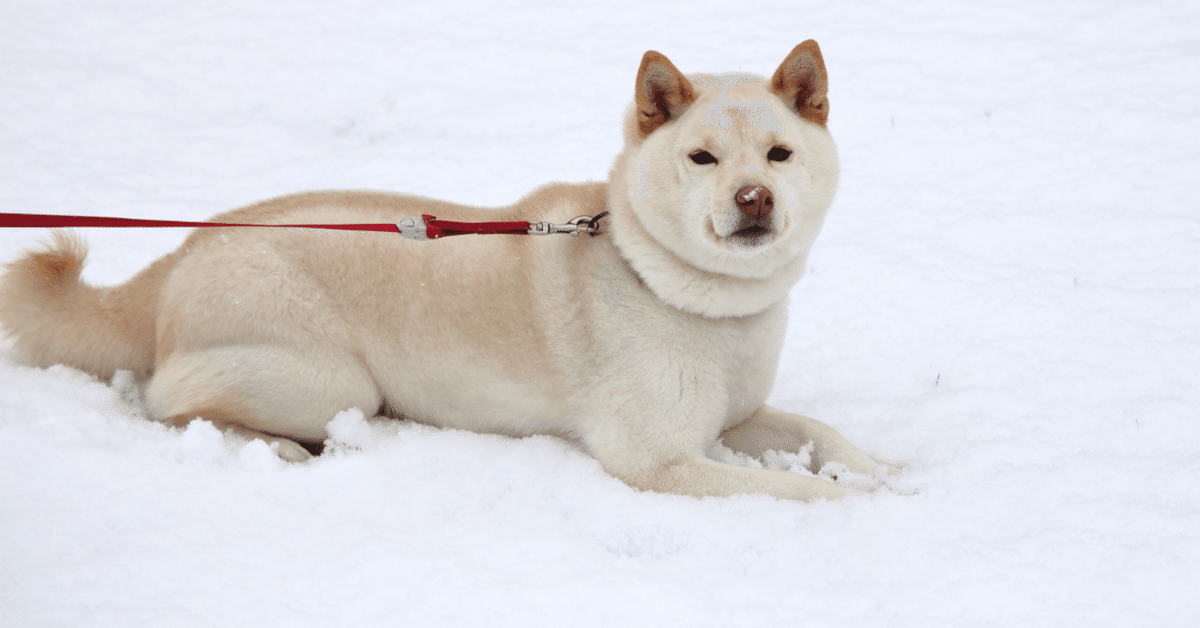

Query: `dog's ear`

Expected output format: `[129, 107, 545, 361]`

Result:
[771, 40, 830, 125]
[635, 51, 697, 139]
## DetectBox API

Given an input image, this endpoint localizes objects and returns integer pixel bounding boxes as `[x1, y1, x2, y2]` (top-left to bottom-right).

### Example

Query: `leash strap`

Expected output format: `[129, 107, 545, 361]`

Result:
[0, 213, 402, 232]
[0, 212, 607, 240]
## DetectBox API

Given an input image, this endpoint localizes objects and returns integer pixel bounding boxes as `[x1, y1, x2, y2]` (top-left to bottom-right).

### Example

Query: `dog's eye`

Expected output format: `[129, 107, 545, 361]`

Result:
[689, 150, 718, 165]
[767, 146, 792, 162]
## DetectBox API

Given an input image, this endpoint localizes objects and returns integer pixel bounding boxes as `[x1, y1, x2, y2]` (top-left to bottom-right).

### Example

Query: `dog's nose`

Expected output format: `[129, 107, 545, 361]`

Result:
[735, 185, 774, 220]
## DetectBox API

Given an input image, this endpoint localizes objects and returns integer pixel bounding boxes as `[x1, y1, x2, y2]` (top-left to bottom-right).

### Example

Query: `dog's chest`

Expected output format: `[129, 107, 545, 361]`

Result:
[594, 295, 787, 429]
[696, 305, 786, 426]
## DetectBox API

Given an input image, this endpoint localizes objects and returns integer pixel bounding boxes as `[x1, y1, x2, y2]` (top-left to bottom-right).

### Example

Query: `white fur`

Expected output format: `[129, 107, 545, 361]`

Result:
[0, 43, 896, 502]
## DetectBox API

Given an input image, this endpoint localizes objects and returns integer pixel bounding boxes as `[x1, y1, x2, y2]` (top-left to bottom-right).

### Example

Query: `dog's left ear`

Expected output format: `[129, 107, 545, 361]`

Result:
[771, 40, 830, 125]
[635, 51, 696, 139]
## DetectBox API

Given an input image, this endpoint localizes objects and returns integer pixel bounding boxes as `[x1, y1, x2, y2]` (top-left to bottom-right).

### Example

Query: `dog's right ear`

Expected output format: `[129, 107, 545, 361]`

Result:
[635, 51, 696, 139]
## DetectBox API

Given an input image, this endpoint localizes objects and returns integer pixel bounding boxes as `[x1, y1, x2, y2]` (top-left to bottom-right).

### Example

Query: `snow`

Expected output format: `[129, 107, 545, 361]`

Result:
[2, 0, 1199, 625]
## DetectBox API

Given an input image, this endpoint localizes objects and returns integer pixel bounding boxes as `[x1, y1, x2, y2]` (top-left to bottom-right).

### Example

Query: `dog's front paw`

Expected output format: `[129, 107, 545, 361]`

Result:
[852, 463, 921, 496]
[818, 462, 900, 493]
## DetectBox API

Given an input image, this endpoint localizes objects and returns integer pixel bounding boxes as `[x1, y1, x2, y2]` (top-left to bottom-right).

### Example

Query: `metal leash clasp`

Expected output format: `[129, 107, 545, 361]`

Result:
[527, 215, 603, 237]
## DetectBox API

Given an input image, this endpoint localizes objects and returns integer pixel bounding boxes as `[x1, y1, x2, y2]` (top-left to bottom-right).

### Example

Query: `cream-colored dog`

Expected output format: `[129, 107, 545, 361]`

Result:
[1, 41, 895, 501]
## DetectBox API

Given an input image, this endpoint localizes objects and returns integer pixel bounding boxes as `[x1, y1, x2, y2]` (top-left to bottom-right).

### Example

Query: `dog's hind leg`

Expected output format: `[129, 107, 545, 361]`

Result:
[167, 414, 317, 462]
[146, 344, 382, 462]
[721, 405, 898, 477]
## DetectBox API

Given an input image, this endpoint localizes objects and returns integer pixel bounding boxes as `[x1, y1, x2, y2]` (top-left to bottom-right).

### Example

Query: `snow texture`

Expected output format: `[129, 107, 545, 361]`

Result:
[2, 0, 1199, 625]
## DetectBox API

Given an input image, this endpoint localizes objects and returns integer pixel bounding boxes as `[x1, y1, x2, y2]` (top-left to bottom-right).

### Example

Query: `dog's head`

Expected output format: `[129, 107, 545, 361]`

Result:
[610, 41, 839, 318]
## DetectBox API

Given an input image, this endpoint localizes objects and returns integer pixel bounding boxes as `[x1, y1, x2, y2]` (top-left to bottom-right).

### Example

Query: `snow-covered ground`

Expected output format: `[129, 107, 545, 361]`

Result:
[2, 1, 1198, 625]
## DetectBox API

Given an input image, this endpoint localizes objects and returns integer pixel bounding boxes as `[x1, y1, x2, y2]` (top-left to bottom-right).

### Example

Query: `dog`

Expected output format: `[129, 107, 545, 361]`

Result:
[0, 41, 896, 501]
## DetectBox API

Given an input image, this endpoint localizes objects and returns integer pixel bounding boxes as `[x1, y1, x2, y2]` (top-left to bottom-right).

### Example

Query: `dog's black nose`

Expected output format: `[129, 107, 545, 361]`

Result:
[735, 185, 774, 220]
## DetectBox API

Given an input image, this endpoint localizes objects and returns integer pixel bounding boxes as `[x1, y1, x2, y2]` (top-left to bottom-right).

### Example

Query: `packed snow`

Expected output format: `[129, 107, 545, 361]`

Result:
[2, 1, 1198, 625]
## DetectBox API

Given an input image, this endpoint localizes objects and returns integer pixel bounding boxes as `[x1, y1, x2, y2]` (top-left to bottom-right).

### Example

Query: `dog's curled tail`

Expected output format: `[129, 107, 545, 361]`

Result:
[0, 231, 170, 380]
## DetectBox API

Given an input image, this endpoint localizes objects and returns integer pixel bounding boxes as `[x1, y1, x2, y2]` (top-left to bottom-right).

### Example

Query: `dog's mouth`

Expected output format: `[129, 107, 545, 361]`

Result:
[726, 224, 774, 248]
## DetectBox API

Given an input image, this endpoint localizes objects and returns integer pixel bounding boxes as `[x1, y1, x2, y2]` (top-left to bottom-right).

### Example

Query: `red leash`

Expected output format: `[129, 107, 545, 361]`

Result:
[0, 212, 606, 240]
